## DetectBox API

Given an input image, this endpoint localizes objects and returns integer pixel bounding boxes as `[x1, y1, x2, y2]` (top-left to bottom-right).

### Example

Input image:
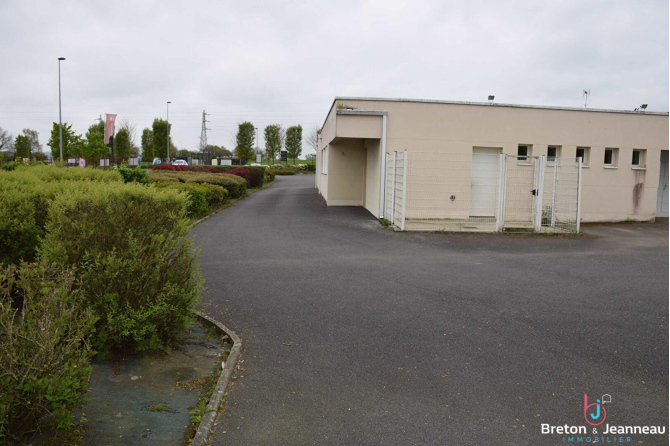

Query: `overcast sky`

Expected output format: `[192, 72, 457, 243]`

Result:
[0, 0, 667, 156]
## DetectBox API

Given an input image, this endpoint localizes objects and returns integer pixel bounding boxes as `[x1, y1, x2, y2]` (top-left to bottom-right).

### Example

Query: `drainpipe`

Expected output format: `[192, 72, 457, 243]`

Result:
[379, 114, 387, 219]
[316, 134, 322, 190]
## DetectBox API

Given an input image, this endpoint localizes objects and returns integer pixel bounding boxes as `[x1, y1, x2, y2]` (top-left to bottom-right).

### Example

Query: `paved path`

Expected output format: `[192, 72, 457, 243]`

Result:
[192, 175, 668, 445]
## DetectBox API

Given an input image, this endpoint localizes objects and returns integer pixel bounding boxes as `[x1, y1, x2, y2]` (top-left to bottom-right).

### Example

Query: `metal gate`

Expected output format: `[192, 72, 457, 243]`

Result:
[500, 155, 543, 231]
[384, 151, 407, 229]
[541, 157, 581, 232]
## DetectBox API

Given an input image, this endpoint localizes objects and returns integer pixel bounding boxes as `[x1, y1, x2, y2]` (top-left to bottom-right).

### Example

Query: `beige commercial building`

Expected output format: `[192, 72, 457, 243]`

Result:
[316, 97, 669, 232]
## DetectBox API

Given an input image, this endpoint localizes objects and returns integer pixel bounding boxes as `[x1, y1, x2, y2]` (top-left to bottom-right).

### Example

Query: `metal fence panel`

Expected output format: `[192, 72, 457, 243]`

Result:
[394, 152, 579, 233]
[503, 155, 538, 230]
[393, 151, 406, 228]
[541, 157, 580, 232]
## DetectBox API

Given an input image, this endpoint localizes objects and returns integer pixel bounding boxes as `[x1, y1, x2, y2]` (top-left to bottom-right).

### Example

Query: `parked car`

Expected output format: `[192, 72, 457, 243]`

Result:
[152, 157, 162, 165]
[172, 159, 188, 166]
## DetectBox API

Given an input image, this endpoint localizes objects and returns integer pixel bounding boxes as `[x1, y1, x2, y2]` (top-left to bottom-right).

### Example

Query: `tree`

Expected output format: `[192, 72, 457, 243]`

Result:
[0, 127, 12, 151]
[114, 128, 131, 159]
[119, 118, 138, 152]
[141, 128, 153, 160]
[151, 119, 173, 161]
[234, 122, 255, 164]
[22, 128, 42, 153]
[206, 144, 231, 156]
[285, 125, 303, 164]
[48, 122, 81, 160]
[306, 125, 319, 154]
[176, 149, 190, 157]
[264, 124, 282, 164]
[14, 134, 31, 159]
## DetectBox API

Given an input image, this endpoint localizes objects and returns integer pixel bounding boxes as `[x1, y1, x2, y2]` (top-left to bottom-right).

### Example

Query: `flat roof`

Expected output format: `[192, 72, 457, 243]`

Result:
[321, 96, 667, 133]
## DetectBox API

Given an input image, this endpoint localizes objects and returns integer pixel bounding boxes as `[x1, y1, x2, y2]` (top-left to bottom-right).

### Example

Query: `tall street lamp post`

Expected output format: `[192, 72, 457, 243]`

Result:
[166, 101, 171, 163]
[58, 57, 66, 166]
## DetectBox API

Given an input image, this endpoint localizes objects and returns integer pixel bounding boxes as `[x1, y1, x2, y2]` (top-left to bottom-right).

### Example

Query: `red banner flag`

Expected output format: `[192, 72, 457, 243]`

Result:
[104, 114, 117, 144]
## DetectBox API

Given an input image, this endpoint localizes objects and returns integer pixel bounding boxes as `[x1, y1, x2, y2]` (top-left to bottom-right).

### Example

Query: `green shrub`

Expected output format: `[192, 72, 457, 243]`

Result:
[147, 171, 246, 198]
[0, 263, 94, 442]
[199, 183, 228, 208]
[117, 166, 150, 184]
[264, 169, 276, 182]
[266, 169, 296, 176]
[6, 165, 122, 183]
[39, 182, 202, 357]
[0, 166, 124, 265]
[215, 166, 265, 188]
[0, 179, 67, 265]
[306, 163, 316, 172]
[0, 161, 20, 172]
[152, 181, 226, 219]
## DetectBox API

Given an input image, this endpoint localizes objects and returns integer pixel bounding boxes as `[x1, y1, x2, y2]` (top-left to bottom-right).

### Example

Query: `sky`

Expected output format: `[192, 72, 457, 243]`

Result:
[0, 0, 667, 156]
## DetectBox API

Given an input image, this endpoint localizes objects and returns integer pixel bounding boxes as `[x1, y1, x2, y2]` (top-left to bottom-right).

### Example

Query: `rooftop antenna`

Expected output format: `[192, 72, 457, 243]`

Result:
[583, 89, 591, 108]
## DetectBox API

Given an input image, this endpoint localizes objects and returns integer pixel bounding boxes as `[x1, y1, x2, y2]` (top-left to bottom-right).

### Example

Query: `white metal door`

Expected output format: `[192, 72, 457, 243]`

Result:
[657, 150, 669, 217]
[470, 148, 500, 217]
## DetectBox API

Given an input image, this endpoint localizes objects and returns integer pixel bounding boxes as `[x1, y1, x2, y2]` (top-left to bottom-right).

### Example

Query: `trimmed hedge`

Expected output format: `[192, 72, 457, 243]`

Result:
[0, 166, 123, 265]
[226, 168, 252, 187]
[39, 182, 202, 357]
[266, 168, 296, 176]
[0, 263, 94, 442]
[213, 165, 265, 188]
[153, 181, 228, 218]
[147, 170, 247, 198]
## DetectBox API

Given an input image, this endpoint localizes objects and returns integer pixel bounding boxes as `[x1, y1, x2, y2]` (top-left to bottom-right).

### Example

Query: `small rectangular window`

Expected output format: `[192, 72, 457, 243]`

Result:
[604, 148, 618, 167]
[576, 147, 590, 166]
[604, 149, 613, 165]
[632, 149, 646, 168]
[517, 144, 532, 163]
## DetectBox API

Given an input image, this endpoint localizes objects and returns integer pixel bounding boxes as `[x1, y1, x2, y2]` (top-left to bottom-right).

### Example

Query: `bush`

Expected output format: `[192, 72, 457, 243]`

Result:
[267, 168, 296, 176]
[0, 161, 20, 172]
[0, 263, 94, 442]
[306, 163, 316, 172]
[212, 165, 265, 188]
[147, 171, 247, 199]
[264, 169, 276, 182]
[38, 182, 202, 357]
[226, 168, 251, 187]
[0, 166, 124, 265]
[117, 166, 150, 184]
[152, 181, 227, 219]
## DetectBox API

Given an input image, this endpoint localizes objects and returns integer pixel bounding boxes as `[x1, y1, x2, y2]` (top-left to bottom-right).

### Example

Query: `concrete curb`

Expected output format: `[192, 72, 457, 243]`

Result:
[191, 312, 242, 446]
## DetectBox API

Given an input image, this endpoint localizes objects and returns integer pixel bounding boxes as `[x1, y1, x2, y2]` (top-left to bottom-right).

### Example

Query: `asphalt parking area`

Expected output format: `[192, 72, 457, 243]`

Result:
[192, 175, 668, 445]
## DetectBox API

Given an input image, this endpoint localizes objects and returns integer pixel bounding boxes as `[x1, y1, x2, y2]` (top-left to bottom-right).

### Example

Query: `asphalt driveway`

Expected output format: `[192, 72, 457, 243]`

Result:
[192, 175, 668, 445]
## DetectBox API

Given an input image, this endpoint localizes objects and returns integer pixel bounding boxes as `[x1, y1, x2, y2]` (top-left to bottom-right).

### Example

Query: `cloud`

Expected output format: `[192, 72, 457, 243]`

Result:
[0, 0, 666, 155]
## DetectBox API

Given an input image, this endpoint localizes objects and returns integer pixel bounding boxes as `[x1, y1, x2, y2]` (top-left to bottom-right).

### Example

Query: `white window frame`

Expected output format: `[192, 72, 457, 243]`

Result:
[632, 149, 646, 169]
[576, 147, 590, 166]
[517, 144, 532, 164]
[604, 148, 618, 168]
